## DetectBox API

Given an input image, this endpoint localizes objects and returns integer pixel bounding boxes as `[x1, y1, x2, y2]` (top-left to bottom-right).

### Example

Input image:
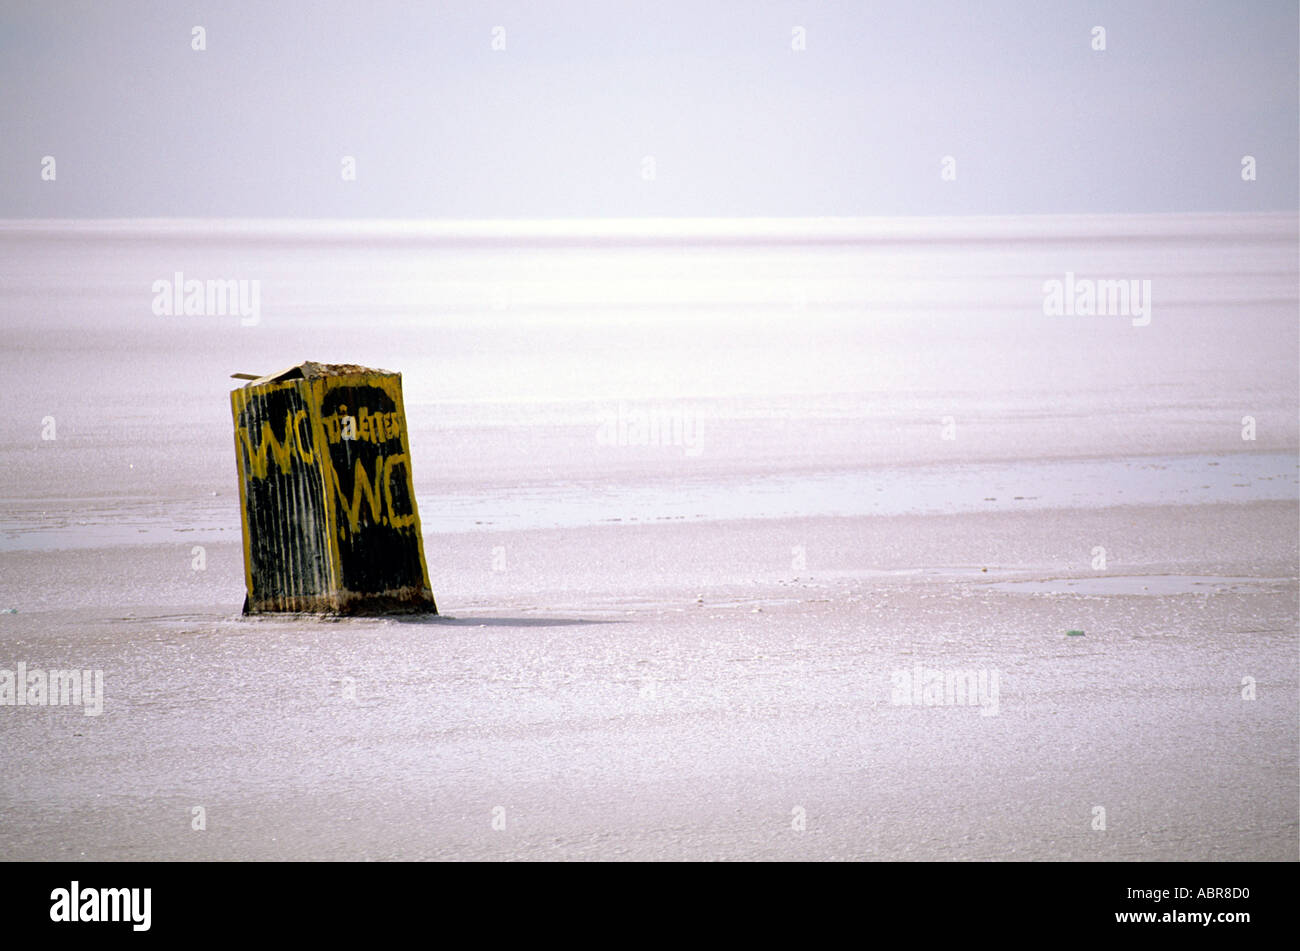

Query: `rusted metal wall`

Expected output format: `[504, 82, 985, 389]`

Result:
[231, 364, 437, 615]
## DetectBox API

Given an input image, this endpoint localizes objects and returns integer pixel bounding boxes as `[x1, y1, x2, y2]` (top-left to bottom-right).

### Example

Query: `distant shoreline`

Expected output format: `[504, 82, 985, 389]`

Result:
[1, 211, 1295, 248]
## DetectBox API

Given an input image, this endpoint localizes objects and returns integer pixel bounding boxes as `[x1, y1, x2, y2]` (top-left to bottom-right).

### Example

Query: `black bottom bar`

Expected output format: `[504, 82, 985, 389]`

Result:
[3, 861, 1291, 940]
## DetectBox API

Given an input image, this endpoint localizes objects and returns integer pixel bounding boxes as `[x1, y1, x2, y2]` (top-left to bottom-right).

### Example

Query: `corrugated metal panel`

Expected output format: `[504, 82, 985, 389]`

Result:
[231, 364, 437, 615]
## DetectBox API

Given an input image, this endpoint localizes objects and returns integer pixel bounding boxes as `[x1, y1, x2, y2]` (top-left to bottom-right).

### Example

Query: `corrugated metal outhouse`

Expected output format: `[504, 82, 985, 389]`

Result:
[230, 361, 437, 615]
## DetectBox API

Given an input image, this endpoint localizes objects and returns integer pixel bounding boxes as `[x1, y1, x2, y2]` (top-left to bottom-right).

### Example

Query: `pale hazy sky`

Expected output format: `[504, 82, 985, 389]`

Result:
[1, 0, 1296, 218]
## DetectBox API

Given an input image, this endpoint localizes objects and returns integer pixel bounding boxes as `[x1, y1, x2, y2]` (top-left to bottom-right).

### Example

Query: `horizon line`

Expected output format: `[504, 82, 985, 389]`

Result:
[1, 212, 1294, 247]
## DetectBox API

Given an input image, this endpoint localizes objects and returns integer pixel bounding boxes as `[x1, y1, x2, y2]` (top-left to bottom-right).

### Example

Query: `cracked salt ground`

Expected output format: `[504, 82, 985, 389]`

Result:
[1, 216, 1295, 861]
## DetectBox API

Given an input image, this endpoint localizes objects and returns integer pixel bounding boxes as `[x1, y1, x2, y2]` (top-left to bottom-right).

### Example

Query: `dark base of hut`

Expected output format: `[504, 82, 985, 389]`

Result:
[242, 589, 438, 617]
